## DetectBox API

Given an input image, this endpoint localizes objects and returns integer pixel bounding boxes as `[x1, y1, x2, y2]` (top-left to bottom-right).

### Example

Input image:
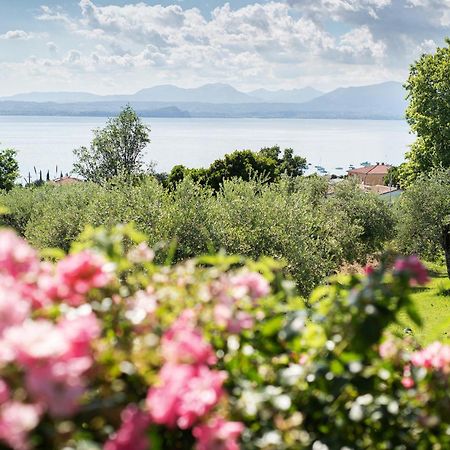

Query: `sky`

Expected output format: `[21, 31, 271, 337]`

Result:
[0, 0, 448, 95]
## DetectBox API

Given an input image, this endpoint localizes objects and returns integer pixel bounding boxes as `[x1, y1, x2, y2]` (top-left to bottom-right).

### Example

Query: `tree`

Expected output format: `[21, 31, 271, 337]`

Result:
[73, 106, 151, 183]
[259, 146, 307, 177]
[401, 39, 450, 185]
[166, 146, 307, 191]
[0, 148, 19, 191]
[395, 169, 450, 278]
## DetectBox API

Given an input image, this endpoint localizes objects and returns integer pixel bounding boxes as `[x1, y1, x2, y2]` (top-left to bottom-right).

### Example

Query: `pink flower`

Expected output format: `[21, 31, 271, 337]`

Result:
[52, 250, 111, 305]
[4, 320, 69, 365]
[0, 401, 41, 450]
[0, 275, 30, 336]
[5, 312, 98, 417]
[379, 339, 398, 360]
[214, 304, 254, 334]
[162, 312, 216, 365]
[147, 363, 226, 429]
[401, 376, 415, 389]
[177, 366, 227, 429]
[364, 265, 374, 276]
[411, 342, 450, 373]
[0, 230, 38, 279]
[57, 311, 101, 358]
[125, 289, 157, 326]
[25, 364, 87, 417]
[394, 256, 429, 286]
[231, 272, 270, 301]
[401, 365, 414, 389]
[193, 418, 244, 450]
[128, 243, 155, 264]
[104, 405, 150, 450]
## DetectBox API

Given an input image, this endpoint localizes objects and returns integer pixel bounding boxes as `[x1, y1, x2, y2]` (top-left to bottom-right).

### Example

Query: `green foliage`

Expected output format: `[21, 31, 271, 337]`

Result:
[328, 179, 396, 261]
[402, 39, 450, 185]
[395, 169, 450, 266]
[73, 106, 151, 183]
[17, 225, 448, 449]
[0, 147, 19, 191]
[167, 146, 307, 191]
[0, 177, 395, 294]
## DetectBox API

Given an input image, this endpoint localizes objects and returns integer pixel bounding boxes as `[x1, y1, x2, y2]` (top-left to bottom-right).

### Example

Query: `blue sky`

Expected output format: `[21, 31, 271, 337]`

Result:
[0, 0, 448, 95]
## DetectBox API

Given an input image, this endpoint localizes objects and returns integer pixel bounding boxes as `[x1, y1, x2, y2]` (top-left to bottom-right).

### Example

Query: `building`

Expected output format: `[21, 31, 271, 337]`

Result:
[51, 176, 83, 185]
[347, 163, 391, 186]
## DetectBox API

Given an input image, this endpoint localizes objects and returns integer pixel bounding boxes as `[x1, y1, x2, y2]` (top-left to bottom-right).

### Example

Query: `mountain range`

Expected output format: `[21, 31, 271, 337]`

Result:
[0, 82, 407, 119]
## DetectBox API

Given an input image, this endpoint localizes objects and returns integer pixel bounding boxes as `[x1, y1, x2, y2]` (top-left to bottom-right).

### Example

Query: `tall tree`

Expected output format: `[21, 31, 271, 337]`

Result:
[401, 39, 450, 185]
[73, 106, 151, 183]
[0, 148, 19, 191]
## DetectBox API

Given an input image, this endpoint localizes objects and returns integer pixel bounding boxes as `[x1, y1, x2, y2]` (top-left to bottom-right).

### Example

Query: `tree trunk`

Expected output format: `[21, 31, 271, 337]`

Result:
[443, 223, 450, 279]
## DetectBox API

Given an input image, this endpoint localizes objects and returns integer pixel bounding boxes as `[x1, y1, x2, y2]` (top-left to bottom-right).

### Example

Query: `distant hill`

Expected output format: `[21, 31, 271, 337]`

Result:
[297, 82, 407, 118]
[249, 87, 323, 103]
[0, 81, 408, 119]
[1, 83, 258, 105]
[131, 83, 256, 103]
[3, 91, 105, 103]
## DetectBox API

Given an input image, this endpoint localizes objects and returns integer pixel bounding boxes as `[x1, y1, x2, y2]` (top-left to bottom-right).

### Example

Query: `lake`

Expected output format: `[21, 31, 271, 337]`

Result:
[0, 116, 414, 180]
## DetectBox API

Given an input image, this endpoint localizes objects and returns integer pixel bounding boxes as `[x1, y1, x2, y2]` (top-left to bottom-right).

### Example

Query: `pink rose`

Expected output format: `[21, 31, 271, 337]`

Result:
[231, 272, 270, 301]
[147, 363, 226, 429]
[411, 342, 450, 373]
[52, 250, 111, 305]
[104, 405, 150, 450]
[394, 256, 429, 286]
[0, 401, 41, 450]
[193, 417, 244, 450]
[162, 312, 216, 365]
[0, 230, 38, 279]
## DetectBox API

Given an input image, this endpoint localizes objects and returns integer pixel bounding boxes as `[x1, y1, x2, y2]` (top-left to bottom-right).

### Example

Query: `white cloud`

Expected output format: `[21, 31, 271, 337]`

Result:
[0, 0, 444, 94]
[47, 41, 58, 54]
[0, 30, 34, 40]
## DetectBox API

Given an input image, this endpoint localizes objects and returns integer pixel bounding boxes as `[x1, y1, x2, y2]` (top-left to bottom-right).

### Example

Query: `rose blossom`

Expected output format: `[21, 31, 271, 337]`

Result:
[193, 417, 244, 450]
[51, 250, 111, 305]
[401, 365, 415, 389]
[231, 272, 270, 301]
[0, 230, 38, 278]
[161, 312, 216, 365]
[0, 401, 41, 450]
[0, 275, 30, 336]
[394, 256, 429, 285]
[104, 405, 150, 450]
[147, 363, 226, 429]
[411, 342, 450, 373]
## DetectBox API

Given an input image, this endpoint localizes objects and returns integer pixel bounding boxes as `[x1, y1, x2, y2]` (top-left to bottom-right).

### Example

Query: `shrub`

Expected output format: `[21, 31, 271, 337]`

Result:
[0, 177, 395, 292]
[0, 225, 448, 449]
[327, 179, 396, 262]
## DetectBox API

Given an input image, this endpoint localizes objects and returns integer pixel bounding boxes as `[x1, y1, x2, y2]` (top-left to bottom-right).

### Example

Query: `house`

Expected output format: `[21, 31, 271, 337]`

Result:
[348, 163, 391, 186]
[51, 176, 83, 185]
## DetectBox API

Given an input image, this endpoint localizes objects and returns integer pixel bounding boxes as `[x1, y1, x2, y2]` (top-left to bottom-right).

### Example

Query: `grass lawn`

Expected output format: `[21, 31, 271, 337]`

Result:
[391, 262, 450, 345]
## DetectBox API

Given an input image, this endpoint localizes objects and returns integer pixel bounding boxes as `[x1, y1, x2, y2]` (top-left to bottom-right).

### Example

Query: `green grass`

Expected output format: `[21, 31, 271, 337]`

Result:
[392, 262, 450, 345]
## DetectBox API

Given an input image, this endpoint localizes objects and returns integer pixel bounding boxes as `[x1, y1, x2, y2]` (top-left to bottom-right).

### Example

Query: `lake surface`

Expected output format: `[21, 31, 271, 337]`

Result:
[0, 116, 414, 180]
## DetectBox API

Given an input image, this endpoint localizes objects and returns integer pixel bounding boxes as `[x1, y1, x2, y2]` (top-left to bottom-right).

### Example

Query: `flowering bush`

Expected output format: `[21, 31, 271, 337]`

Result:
[0, 224, 448, 450]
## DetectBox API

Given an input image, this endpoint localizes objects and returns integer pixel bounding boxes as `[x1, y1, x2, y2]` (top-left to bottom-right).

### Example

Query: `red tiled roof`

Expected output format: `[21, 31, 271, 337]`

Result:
[348, 164, 391, 175]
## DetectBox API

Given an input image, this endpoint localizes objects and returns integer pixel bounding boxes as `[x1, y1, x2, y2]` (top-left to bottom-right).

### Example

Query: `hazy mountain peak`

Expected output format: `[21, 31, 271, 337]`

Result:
[249, 86, 324, 103]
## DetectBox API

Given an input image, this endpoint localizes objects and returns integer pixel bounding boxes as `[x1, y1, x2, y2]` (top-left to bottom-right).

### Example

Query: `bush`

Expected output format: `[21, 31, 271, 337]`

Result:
[0, 177, 395, 293]
[0, 225, 448, 449]
[327, 179, 396, 262]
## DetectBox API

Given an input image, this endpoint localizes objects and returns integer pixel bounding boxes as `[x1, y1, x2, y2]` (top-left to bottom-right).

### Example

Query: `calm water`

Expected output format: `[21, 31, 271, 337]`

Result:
[0, 116, 414, 179]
